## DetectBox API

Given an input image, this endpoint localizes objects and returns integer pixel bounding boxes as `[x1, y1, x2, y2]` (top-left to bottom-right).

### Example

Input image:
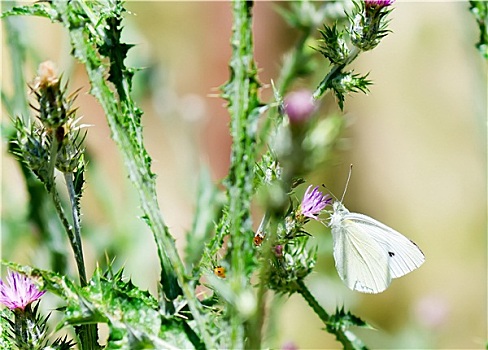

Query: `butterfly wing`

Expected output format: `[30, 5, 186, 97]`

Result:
[345, 212, 425, 279]
[332, 216, 391, 293]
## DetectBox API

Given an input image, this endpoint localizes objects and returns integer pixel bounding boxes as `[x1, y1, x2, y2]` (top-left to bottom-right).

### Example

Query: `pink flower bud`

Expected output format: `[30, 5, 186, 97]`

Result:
[284, 90, 316, 123]
[274, 245, 283, 257]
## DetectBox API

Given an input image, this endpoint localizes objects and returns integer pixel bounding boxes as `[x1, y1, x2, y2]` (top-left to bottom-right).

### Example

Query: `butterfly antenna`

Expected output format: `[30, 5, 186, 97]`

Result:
[321, 183, 339, 202]
[340, 164, 353, 202]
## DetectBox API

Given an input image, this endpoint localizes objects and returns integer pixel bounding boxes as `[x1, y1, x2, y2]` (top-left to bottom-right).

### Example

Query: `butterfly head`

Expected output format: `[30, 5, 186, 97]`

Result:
[332, 201, 348, 214]
[328, 201, 350, 227]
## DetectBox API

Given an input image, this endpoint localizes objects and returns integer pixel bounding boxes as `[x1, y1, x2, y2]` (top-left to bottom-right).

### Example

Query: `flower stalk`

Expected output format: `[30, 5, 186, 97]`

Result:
[220, 0, 261, 346]
[63, 172, 87, 285]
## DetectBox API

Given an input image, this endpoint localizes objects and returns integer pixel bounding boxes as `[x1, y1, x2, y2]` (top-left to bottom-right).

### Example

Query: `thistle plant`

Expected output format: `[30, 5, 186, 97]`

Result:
[0, 270, 75, 349]
[0, 1, 483, 349]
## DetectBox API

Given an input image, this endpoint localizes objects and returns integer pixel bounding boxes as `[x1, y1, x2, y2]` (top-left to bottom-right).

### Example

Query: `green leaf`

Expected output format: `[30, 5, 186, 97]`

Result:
[98, 15, 135, 101]
[326, 307, 371, 350]
[1, 3, 59, 21]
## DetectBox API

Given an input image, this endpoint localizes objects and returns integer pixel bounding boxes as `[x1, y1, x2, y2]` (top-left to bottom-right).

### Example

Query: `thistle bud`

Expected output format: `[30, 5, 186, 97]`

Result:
[12, 118, 51, 182]
[350, 0, 394, 51]
[31, 61, 74, 129]
[283, 90, 317, 124]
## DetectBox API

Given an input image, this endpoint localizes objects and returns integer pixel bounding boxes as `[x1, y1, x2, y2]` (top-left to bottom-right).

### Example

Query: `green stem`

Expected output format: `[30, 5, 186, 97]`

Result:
[223, 0, 261, 347]
[77, 35, 212, 349]
[296, 279, 365, 350]
[13, 309, 29, 347]
[46, 131, 58, 192]
[63, 172, 87, 286]
[48, 182, 86, 284]
[12, 304, 46, 348]
[313, 46, 360, 100]
[48, 170, 99, 349]
[46, 130, 87, 286]
[63, 172, 99, 349]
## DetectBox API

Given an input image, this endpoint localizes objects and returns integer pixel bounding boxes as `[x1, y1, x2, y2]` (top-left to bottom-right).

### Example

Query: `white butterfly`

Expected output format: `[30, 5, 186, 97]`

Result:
[328, 200, 425, 294]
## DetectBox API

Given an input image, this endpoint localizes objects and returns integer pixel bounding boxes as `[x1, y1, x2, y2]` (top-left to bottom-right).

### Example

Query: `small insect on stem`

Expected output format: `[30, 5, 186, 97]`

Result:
[213, 266, 226, 278]
[253, 214, 268, 246]
[253, 232, 264, 246]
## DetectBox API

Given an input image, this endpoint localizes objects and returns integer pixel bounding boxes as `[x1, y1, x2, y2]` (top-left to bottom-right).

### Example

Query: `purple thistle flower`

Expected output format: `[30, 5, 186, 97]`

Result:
[364, 0, 395, 7]
[299, 185, 331, 220]
[0, 270, 45, 311]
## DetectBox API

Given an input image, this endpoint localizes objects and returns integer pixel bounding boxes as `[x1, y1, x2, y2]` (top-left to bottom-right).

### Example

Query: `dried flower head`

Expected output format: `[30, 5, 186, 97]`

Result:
[299, 185, 331, 220]
[30, 61, 76, 129]
[0, 271, 45, 311]
[33, 60, 59, 89]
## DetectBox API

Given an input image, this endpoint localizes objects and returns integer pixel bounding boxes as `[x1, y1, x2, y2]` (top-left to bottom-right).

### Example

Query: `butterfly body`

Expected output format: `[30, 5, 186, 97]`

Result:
[329, 201, 425, 294]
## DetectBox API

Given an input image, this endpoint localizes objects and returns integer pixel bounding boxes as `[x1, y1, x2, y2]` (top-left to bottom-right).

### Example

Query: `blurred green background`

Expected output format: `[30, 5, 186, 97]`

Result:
[1, 1, 486, 349]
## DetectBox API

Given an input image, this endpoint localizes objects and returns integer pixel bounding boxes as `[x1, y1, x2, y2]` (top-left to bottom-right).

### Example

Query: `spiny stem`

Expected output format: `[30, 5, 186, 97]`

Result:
[13, 309, 29, 347]
[63, 172, 99, 349]
[296, 279, 364, 349]
[48, 182, 86, 286]
[224, 0, 261, 347]
[46, 128, 87, 286]
[50, 184, 98, 348]
[313, 46, 360, 100]
[63, 172, 87, 286]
